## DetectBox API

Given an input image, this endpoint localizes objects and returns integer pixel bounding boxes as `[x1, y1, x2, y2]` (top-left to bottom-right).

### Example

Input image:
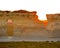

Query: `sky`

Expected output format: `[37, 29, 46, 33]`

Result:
[0, 0, 60, 20]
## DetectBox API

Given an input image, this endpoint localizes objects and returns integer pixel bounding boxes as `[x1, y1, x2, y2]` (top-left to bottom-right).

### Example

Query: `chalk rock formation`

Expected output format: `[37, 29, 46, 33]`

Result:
[0, 10, 48, 37]
[1, 10, 60, 38]
[46, 14, 60, 37]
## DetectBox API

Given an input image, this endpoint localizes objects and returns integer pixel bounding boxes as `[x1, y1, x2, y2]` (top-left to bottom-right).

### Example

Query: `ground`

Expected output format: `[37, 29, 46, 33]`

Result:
[0, 41, 60, 48]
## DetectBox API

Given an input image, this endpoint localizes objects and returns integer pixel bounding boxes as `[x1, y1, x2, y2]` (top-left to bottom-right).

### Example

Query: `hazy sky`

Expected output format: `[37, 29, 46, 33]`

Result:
[0, 0, 60, 20]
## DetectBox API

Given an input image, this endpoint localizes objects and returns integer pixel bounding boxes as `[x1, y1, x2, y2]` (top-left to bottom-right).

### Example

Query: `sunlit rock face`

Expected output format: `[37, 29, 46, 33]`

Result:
[0, 10, 60, 38]
[46, 14, 60, 37]
[0, 10, 48, 37]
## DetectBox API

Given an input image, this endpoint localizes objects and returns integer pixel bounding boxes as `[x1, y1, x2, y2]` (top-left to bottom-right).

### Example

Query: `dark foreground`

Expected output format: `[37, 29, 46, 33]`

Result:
[0, 41, 60, 48]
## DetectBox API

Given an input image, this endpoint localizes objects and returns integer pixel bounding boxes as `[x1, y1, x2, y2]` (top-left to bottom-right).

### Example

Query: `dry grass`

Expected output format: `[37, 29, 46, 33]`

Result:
[0, 41, 60, 48]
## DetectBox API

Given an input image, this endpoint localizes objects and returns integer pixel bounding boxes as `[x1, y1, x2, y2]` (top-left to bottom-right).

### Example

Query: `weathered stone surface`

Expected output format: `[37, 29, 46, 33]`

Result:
[46, 14, 60, 37]
[0, 10, 60, 38]
[0, 10, 46, 37]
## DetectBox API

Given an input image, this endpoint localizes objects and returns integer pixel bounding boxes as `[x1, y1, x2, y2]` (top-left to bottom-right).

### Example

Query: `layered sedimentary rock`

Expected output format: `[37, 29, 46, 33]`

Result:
[0, 10, 48, 37]
[0, 10, 60, 38]
[46, 14, 60, 37]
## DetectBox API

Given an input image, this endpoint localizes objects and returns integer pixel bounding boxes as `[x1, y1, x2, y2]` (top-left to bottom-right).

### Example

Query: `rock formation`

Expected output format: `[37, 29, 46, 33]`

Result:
[0, 10, 60, 38]
[0, 10, 47, 37]
[46, 14, 60, 37]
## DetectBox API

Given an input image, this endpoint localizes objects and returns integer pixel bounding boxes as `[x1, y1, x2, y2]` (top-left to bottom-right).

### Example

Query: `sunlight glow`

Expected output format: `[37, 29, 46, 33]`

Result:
[37, 11, 47, 21]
